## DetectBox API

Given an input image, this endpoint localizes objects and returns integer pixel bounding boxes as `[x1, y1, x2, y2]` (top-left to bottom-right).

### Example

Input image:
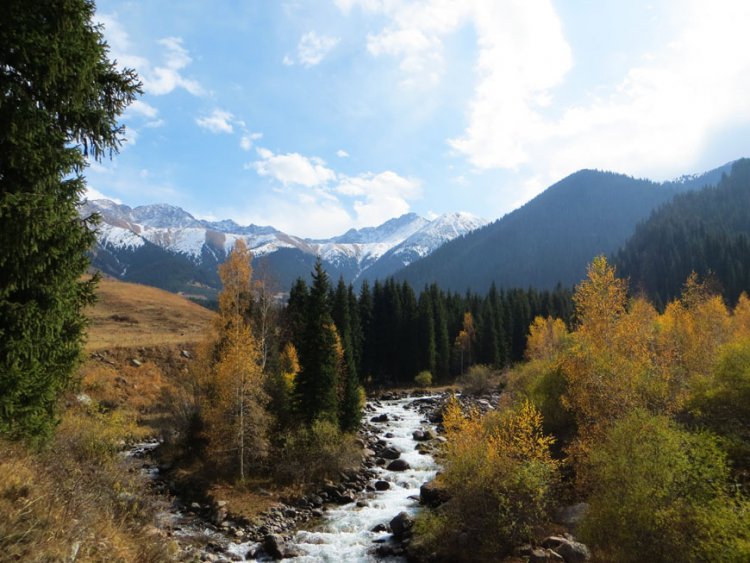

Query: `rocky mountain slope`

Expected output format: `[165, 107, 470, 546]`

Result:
[81, 200, 487, 298]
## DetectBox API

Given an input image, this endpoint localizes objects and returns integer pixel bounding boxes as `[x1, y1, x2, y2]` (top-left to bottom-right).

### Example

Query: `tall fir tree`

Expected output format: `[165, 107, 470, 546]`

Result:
[296, 259, 340, 424]
[0, 0, 140, 441]
[332, 277, 362, 431]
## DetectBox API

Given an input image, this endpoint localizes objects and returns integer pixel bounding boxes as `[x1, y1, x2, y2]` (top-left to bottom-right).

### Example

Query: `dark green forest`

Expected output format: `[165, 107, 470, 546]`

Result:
[283, 267, 573, 386]
[616, 159, 750, 308]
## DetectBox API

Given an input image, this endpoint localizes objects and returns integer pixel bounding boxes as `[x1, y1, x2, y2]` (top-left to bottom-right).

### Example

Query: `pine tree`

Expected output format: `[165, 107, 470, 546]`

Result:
[332, 278, 362, 431]
[0, 0, 140, 441]
[296, 259, 340, 424]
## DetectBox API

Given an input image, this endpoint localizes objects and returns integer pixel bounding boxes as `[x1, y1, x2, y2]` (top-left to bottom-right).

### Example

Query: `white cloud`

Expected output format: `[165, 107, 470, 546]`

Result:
[240, 132, 263, 151]
[97, 15, 203, 97]
[147, 37, 204, 96]
[144, 118, 165, 128]
[447, 0, 572, 169]
[345, 0, 750, 187]
[251, 148, 337, 186]
[126, 99, 159, 119]
[336, 149, 350, 158]
[282, 55, 294, 66]
[335, 170, 421, 227]
[196, 109, 235, 134]
[85, 186, 121, 203]
[246, 144, 421, 236]
[297, 31, 340, 67]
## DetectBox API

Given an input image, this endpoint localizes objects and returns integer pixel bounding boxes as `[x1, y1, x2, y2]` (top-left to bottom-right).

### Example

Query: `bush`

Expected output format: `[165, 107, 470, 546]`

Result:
[274, 420, 361, 485]
[580, 411, 750, 562]
[412, 398, 559, 561]
[458, 364, 499, 395]
[687, 339, 750, 468]
[414, 370, 433, 388]
[507, 359, 576, 446]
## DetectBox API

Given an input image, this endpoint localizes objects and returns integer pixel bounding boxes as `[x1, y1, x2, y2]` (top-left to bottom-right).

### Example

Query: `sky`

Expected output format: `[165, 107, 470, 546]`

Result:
[87, 0, 750, 238]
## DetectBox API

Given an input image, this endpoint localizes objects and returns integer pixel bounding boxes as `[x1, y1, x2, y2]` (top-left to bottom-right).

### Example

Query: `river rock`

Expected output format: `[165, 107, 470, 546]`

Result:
[374, 480, 391, 491]
[420, 479, 450, 507]
[387, 459, 411, 471]
[263, 534, 285, 560]
[380, 446, 401, 460]
[389, 511, 414, 538]
[412, 429, 433, 441]
[542, 536, 591, 562]
[371, 413, 389, 423]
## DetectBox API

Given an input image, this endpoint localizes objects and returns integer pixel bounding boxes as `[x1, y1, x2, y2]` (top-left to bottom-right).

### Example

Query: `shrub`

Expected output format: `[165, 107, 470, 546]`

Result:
[414, 370, 433, 388]
[687, 339, 750, 468]
[458, 364, 498, 395]
[274, 420, 361, 484]
[507, 359, 576, 450]
[580, 410, 750, 562]
[412, 398, 559, 561]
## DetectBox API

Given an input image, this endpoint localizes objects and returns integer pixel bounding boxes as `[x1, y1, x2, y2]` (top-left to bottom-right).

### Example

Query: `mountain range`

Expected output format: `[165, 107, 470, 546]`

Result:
[395, 162, 734, 293]
[84, 160, 738, 300]
[81, 199, 487, 299]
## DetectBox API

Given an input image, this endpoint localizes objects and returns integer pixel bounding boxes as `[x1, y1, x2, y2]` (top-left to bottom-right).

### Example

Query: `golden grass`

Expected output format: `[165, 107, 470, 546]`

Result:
[0, 407, 176, 563]
[85, 278, 214, 352]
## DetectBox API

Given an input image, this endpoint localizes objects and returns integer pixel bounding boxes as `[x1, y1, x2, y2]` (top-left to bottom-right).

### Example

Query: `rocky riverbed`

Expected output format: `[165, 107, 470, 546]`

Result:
[124, 391, 460, 562]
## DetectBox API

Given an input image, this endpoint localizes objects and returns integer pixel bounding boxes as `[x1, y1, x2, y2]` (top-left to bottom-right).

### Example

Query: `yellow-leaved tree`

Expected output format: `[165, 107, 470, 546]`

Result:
[414, 396, 559, 561]
[198, 239, 270, 480]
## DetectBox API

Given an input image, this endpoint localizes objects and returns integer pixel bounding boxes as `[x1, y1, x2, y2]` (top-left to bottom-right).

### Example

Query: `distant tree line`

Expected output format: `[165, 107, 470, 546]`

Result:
[284, 266, 573, 387]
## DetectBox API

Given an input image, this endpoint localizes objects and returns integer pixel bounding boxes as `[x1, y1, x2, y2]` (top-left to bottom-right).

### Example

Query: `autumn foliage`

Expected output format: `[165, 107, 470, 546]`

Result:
[194, 240, 270, 480]
[415, 396, 559, 561]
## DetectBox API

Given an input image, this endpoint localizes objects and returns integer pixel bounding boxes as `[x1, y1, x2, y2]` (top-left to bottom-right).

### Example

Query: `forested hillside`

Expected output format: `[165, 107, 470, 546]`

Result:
[396, 164, 731, 293]
[616, 159, 750, 307]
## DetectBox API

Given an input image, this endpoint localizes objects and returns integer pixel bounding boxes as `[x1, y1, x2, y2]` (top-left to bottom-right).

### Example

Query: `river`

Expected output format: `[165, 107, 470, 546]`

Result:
[229, 395, 440, 561]
[126, 395, 441, 562]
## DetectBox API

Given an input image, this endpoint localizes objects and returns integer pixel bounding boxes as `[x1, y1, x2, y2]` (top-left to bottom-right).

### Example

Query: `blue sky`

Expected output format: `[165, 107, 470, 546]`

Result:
[88, 0, 750, 238]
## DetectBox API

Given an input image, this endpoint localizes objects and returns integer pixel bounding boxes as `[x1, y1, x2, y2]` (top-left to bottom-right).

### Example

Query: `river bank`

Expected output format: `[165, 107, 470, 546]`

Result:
[125, 391, 471, 561]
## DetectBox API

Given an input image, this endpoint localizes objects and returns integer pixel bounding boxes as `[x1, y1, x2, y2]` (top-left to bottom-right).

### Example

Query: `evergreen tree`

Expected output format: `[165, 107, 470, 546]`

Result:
[332, 278, 362, 431]
[418, 292, 437, 376]
[296, 259, 339, 424]
[0, 0, 140, 441]
[358, 280, 374, 381]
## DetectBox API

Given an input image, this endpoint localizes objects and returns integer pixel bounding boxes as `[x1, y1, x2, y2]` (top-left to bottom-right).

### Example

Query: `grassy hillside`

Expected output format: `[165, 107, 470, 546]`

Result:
[85, 277, 214, 351]
[1, 280, 216, 562]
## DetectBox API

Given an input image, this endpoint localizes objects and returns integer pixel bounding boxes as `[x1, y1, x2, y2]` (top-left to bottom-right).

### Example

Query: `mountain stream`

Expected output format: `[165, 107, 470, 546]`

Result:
[127, 395, 441, 562]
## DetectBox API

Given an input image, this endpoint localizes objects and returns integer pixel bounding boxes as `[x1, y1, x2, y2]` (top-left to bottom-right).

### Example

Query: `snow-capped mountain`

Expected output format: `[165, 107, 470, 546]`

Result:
[81, 199, 487, 297]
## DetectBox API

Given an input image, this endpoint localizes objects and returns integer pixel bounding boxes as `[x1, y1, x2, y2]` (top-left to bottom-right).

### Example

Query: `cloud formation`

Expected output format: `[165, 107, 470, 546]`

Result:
[196, 109, 235, 134]
[98, 14, 203, 97]
[247, 147, 421, 237]
[252, 148, 337, 187]
[297, 31, 340, 67]
[342, 0, 750, 186]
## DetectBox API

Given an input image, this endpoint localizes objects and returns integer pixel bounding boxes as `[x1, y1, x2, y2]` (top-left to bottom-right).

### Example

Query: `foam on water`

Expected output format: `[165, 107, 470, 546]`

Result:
[228, 397, 440, 562]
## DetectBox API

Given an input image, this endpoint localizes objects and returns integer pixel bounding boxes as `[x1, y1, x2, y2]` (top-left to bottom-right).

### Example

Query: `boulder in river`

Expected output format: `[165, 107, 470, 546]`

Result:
[387, 459, 411, 471]
[263, 534, 285, 560]
[371, 413, 389, 423]
[389, 511, 414, 539]
[412, 429, 434, 441]
[375, 480, 391, 491]
[380, 446, 401, 460]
